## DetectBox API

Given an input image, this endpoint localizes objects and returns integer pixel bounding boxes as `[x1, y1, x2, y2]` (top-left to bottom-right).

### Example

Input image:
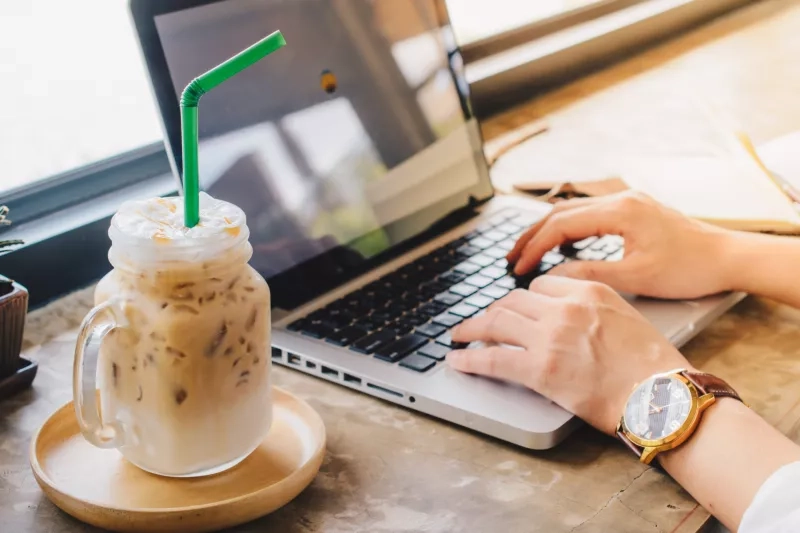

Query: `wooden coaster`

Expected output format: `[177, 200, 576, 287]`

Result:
[30, 387, 326, 533]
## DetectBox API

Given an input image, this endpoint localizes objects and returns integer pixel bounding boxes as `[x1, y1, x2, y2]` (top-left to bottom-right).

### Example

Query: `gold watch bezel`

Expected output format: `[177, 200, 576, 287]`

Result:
[618, 371, 716, 464]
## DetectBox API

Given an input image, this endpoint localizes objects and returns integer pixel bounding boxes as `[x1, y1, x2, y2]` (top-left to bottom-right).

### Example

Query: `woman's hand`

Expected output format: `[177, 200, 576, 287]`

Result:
[507, 192, 735, 300]
[448, 276, 690, 434]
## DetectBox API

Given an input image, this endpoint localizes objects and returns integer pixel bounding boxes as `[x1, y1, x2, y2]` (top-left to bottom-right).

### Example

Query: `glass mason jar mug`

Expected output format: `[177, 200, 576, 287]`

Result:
[72, 195, 272, 477]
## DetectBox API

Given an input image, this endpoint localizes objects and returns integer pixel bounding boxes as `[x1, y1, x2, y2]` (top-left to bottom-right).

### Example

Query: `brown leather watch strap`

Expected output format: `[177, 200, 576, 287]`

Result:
[616, 429, 643, 459]
[682, 371, 743, 402]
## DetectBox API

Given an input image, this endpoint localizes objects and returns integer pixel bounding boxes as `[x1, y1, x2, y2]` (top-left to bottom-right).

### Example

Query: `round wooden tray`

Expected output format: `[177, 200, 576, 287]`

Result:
[30, 387, 326, 533]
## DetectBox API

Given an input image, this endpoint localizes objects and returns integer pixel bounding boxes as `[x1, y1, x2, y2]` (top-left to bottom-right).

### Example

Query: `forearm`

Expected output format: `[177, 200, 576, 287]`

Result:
[658, 398, 800, 531]
[721, 231, 800, 308]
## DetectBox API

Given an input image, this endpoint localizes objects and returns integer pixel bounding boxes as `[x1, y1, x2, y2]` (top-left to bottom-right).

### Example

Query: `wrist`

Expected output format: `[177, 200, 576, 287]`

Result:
[714, 230, 760, 293]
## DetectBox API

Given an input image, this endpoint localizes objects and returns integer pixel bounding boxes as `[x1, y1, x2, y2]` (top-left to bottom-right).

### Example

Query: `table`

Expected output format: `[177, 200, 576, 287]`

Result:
[4, 1, 800, 531]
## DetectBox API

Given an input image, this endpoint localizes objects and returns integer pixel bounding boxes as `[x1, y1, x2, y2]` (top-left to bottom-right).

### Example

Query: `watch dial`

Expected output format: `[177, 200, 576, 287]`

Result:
[623, 376, 692, 441]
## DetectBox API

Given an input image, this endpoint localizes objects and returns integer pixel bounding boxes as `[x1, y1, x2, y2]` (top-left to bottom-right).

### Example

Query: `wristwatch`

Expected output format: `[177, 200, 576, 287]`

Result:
[616, 369, 744, 465]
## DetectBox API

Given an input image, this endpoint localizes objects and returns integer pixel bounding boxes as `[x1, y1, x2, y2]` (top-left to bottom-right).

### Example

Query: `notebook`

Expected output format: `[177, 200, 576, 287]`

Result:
[493, 123, 800, 234]
[614, 131, 800, 234]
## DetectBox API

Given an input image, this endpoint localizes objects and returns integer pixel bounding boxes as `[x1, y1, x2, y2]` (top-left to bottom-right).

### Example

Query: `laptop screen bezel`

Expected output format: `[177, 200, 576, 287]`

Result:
[129, 0, 495, 311]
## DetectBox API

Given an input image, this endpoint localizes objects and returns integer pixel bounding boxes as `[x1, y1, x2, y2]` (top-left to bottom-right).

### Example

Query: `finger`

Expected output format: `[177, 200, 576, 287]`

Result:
[506, 197, 600, 263]
[513, 204, 622, 275]
[548, 259, 630, 290]
[451, 308, 534, 346]
[487, 288, 551, 321]
[447, 346, 531, 384]
[527, 273, 591, 297]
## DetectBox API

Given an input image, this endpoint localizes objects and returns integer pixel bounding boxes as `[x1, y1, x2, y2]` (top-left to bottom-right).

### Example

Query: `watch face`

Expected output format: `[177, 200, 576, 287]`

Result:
[623, 375, 692, 441]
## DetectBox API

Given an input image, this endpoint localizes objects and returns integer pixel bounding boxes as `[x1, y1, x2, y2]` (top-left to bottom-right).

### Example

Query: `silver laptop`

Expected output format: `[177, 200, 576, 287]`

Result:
[131, 0, 744, 449]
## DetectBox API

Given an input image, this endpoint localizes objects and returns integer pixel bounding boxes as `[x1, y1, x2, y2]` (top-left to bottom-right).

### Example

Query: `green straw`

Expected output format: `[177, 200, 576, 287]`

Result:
[180, 30, 287, 227]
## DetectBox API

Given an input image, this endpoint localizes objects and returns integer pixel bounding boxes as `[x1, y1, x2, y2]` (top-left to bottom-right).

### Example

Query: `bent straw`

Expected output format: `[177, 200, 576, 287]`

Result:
[180, 30, 286, 227]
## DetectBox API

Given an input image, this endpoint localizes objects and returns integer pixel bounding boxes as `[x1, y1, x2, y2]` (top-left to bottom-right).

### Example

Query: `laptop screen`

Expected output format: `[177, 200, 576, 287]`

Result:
[143, 0, 492, 309]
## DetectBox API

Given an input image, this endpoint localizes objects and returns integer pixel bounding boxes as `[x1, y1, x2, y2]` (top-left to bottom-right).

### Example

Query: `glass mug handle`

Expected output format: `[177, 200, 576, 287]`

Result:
[72, 298, 129, 448]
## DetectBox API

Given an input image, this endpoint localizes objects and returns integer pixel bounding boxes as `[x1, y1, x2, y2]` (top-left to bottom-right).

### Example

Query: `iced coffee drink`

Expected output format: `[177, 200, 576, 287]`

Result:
[74, 192, 271, 477]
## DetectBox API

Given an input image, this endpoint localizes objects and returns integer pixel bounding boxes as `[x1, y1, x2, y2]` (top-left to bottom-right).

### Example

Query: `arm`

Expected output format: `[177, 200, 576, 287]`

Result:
[446, 277, 800, 532]
[508, 191, 800, 307]
[659, 398, 800, 530]
[719, 231, 800, 308]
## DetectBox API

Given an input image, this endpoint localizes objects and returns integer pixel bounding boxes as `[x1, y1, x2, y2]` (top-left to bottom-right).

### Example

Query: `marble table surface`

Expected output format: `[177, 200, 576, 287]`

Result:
[5, 1, 800, 531]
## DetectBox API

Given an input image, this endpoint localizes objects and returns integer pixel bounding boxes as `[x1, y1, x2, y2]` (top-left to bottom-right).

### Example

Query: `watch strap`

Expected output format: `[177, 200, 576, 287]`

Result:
[616, 429, 644, 459]
[617, 370, 742, 463]
[681, 371, 742, 402]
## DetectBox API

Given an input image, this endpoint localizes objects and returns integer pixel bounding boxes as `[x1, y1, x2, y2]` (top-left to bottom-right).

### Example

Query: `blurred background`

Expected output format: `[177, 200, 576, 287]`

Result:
[3, 0, 734, 196]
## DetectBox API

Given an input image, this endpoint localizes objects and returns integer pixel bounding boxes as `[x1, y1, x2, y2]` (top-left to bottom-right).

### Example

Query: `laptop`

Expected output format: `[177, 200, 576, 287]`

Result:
[130, 0, 744, 449]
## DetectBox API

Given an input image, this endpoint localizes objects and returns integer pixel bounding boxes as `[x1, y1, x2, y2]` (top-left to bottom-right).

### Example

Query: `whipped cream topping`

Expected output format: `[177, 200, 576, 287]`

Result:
[111, 193, 246, 244]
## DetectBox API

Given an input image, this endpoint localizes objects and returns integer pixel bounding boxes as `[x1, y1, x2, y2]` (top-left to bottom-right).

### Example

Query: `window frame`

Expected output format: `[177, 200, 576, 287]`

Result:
[2, 142, 173, 227]
[458, 0, 646, 63]
[464, 0, 758, 115]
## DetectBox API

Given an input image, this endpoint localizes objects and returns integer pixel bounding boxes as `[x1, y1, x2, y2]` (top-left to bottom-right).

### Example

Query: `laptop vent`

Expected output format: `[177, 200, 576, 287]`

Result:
[270, 346, 405, 400]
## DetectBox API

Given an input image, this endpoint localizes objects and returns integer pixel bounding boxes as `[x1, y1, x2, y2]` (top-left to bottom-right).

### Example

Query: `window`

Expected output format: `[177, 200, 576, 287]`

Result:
[1, 0, 162, 196]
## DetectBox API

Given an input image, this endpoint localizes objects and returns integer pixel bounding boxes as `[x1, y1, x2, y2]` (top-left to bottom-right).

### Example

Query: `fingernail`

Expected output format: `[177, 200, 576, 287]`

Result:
[446, 352, 462, 365]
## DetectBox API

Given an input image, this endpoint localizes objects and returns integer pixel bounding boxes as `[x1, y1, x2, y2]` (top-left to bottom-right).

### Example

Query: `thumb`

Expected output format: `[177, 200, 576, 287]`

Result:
[548, 260, 627, 287]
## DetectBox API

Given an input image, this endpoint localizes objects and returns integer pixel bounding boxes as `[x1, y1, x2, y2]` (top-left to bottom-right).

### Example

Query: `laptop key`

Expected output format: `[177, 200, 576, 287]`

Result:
[468, 237, 494, 249]
[496, 239, 516, 251]
[591, 239, 613, 252]
[456, 244, 482, 257]
[418, 342, 451, 361]
[464, 294, 494, 309]
[351, 328, 398, 354]
[436, 331, 468, 348]
[416, 323, 447, 338]
[432, 312, 462, 327]
[576, 249, 607, 261]
[402, 311, 430, 326]
[489, 213, 510, 225]
[449, 283, 478, 297]
[494, 258, 509, 269]
[439, 271, 468, 285]
[434, 292, 462, 306]
[497, 222, 522, 234]
[326, 326, 369, 346]
[454, 261, 482, 275]
[468, 253, 495, 267]
[482, 285, 510, 299]
[418, 302, 448, 317]
[476, 221, 494, 232]
[480, 266, 506, 280]
[464, 274, 493, 288]
[391, 321, 414, 335]
[495, 276, 517, 290]
[376, 333, 429, 362]
[542, 251, 565, 264]
[400, 353, 437, 372]
[449, 303, 480, 318]
[569, 236, 598, 251]
[482, 230, 508, 242]
[300, 322, 335, 339]
[483, 247, 508, 259]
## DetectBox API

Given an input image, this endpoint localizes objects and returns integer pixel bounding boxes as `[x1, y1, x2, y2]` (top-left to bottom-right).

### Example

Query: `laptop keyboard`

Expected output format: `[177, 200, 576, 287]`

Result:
[285, 208, 624, 373]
